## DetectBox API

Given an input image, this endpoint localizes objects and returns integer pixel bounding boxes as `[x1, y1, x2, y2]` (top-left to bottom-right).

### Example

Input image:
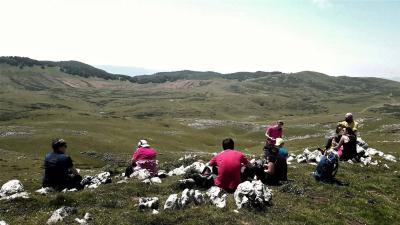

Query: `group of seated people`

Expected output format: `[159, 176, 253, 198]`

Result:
[324, 113, 358, 161]
[314, 113, 359, 182]
[42, 114, 359, 192]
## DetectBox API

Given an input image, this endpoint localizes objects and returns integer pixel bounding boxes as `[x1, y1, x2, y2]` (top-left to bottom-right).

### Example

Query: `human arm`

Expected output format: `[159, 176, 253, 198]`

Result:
[265, 162, 275, 175]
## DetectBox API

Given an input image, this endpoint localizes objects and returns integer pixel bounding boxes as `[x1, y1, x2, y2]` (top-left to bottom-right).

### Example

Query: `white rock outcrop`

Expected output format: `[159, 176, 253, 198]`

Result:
[164, 194, 179, 210]
[138, 197, 159, 210]
[81, 172, 112, 189]
[74, 212, 92, 225]
[234, 180, 272, 209]
[167, 166, 186, 176]
[35, 187, 55, 195]
[206, 186, 227, 208]
[47, 206, 76, 224]
[131, 169, 151, 180]
[0, 180, 29, 200]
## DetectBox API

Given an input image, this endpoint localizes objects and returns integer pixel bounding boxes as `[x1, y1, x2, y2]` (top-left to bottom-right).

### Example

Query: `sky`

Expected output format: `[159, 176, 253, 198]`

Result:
[1, 0, 399, 77]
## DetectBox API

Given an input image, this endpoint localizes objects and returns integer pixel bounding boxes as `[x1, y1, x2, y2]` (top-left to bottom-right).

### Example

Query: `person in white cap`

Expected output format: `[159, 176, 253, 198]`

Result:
[125, 139, 158, 177]
[275, 138, 288, 159]
[338, 113, 359, 135]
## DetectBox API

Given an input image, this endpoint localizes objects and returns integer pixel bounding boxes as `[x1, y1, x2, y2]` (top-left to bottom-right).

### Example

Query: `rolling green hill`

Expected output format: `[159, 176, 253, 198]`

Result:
[0, 58, 400, 225]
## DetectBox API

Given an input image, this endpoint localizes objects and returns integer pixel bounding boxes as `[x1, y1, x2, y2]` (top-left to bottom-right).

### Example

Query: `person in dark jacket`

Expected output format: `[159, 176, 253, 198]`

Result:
[42, 138, 83, 191]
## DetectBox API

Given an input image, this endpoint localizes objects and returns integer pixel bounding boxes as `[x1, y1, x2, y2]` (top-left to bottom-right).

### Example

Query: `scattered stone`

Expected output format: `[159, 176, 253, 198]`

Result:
[152, 209, 159, 215]
[206, 186, 227, 208]
[75, 212, 92, 225]
[179, 154, 197, 161]
[0, 180, 24, 196]
[131, 169, 151, 180]
[0, 221, 9, 225]
[178, 178, 196, 189]
[157, 170, 168, 178]
[62, 188, 78, 193]
[194, 190, 205, 204]
[81, 172, 112, 189]
[360, 156, 372, 166]
[234, 180, 272, 209]
[180, 188, 195, 207]
[168, 166, 186, 176]
[150, 177, 162, 184]
[47, 206, 76, 224]
[164, 194, 179, 210]
[184, 162, 206, 174]
[383, 154, 397, 162]
[117, 180, 128, 184]
[384, 164, 390, 169]
[138, 197, 159, 210]
[0, 180, 29, 200]
[36, 187, 55, 195]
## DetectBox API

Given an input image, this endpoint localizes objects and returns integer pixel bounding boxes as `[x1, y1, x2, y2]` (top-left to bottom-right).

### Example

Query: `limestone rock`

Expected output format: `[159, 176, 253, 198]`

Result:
[47, 206, 76, 224]
[0, 180, 24, 196]
[35, 187, 55, 195]
[206, 186, 227, 208]
[234, 180, 272, 209]
[164, 194, 179, 210]
[139, 197, 159, 210]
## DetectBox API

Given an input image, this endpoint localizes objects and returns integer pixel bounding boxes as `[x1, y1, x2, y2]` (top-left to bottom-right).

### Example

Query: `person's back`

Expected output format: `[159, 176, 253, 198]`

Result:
[129, 140, 158, 177]
[42, 138, 82, 191]
[209, 138, 249, 190]
[210, 150, 248, 190]
[43, 151, 72, 190]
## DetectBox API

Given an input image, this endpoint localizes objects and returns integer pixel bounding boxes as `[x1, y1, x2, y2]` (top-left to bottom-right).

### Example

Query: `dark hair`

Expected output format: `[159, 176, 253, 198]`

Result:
[336, 124, 344, 134]
[52, 138, 67, 151]
[345, 127, 355, 136]
[222, 138, 234, 150]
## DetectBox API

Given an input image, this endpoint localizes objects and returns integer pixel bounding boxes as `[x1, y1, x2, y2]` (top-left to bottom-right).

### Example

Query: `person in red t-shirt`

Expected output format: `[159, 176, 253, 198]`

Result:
[208, 138, 250, 191]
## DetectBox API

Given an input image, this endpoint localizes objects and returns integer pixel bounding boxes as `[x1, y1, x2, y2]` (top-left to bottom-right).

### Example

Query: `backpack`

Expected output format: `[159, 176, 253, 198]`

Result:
[314, 151, 339, 181]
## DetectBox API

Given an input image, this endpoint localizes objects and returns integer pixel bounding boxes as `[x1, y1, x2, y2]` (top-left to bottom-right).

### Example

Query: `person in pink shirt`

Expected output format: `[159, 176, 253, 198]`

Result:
[125, 139, 158, 177]
[209, 138, 250, 191]
[265, 120, 284, 145]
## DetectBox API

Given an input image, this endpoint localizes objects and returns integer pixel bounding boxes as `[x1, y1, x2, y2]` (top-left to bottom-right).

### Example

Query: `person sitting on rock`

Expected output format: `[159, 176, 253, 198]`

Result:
[263, 144, 288, 185]
[208, 138, 250, 191]
[338, 113, 359, 135]
[42, 138, 83, 191]
[125, 139, 158, 177]
[325, 124, 345, 156]
[335, 127, 357, 161]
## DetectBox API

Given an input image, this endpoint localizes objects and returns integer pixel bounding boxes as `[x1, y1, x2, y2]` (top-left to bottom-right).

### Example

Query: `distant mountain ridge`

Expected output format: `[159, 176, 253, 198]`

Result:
[1, 57, 399, 92]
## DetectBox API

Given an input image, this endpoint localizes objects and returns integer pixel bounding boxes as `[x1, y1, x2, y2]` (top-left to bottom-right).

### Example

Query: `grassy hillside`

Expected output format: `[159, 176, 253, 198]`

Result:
[0, 61, 400, 224]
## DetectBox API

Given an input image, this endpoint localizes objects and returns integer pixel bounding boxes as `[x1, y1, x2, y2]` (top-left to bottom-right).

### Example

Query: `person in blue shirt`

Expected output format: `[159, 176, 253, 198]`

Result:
[275, 138, 288, 159]
[42, 138, 83, 191]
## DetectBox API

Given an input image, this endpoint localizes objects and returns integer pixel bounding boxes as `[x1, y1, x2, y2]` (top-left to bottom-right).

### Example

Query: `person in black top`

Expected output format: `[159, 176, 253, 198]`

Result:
[335, 127, 357, 161]
[42, 138, 83, 191]
[263, 145, 287, 185]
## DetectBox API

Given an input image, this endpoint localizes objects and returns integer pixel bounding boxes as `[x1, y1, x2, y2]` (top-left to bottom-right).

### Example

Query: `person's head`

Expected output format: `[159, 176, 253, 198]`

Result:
[222, 138, 234, 150]
[275, 138, 285, 147]
[345, 113, 354, 123]
[277, 120, 284, 130]
[336, 124, 345, 134]
[52, 138, 67, 153]
[137, 139, 150, 148]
